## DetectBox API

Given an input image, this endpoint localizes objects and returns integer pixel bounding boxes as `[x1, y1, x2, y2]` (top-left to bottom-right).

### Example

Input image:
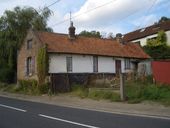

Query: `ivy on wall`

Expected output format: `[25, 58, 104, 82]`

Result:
[37, 45, 48, 85]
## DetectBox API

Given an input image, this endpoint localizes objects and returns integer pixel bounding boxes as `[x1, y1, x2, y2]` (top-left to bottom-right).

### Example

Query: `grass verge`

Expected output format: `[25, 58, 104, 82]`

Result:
[70, 85, 120, 102]
[125, 80, 170, 105]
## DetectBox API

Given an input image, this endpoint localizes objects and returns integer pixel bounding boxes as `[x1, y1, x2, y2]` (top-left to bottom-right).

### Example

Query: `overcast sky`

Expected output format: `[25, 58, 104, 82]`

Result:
[0, 0, 170, 36]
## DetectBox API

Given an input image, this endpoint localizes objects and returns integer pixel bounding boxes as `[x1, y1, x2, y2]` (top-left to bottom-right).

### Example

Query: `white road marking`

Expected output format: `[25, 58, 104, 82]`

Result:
[0, 104, 27, 112]
[39, 114, 100, 128]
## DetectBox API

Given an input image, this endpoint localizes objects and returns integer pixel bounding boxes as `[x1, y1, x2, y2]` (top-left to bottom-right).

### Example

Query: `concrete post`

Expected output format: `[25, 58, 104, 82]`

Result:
[120, 73, 125, 101]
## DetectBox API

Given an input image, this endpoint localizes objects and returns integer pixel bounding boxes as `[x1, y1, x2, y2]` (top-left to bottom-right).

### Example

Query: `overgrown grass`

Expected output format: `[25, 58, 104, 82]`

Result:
[125, 80, 170, 105]
[70, 77, 170, 106]
[0, 80, 50, 95]
[0, 82, 16, 92]
[70, 85, 120, 102]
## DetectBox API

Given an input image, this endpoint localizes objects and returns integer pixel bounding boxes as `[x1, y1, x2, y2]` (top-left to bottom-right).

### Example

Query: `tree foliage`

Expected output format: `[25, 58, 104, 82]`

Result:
[79, 30, 101, 38]
[0, 6, 52, 83]
[146, 31, 167, 47]
[158, 16, 170, 23]
[144, 31, 170, 59]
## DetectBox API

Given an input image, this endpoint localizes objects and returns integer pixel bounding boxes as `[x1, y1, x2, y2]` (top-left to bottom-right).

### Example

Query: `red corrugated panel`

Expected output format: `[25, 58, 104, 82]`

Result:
[152, 61, 170, 85]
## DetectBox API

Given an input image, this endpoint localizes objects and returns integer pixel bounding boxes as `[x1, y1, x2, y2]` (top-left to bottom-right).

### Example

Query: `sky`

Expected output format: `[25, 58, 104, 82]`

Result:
[0, 0, 170, 37]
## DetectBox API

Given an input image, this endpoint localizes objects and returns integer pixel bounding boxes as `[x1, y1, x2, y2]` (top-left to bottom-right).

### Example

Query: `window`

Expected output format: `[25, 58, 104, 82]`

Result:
[147, 37, 157, 41]
[66, 57, 72, 72]
[93, 56, 98, 72]
[125, 59, 131, 69]
[134, 41, 141, 45]
[26, 57, 32, 76]
[27, 39, 32, 49]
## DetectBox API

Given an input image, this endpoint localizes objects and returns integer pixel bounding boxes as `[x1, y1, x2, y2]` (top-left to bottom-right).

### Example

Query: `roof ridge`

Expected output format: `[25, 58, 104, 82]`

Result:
[125, 20, 170, 35]
[34, 30, 118, 42]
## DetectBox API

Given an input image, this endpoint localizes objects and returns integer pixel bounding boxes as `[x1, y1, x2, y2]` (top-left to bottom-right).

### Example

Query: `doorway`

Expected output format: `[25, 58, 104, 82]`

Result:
[115, 60, 121, 75]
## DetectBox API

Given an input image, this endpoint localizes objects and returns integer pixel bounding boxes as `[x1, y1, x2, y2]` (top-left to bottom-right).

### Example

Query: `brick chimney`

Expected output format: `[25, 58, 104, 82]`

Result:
[68, 21, 76, 39]
[116, 33, 124, 44]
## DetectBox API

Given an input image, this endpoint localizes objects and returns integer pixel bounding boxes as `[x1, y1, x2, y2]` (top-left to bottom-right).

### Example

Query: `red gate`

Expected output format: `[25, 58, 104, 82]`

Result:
[152, 61, 170, 85]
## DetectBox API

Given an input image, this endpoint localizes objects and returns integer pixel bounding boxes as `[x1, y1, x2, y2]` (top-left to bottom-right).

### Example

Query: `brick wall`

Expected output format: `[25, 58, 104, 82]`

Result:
[17, 30, 43, 81]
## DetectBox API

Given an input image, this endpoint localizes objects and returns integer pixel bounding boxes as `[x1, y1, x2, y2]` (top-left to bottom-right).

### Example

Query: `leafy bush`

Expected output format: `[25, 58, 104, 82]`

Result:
[142, 85, 160, 100]
[126, 80, 170, 105]
[0, 67, 14, 83]
[17, 80, 50, 95]
[38, 83, 50, 94]
[17, 79, 39, 94]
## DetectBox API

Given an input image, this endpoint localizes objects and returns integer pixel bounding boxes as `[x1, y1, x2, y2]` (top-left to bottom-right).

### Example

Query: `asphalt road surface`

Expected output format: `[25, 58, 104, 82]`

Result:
[0, 96, 170, 128]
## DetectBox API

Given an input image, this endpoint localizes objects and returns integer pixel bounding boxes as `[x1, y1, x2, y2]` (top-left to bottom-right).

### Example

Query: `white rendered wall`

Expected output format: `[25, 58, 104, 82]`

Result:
[166, 31, 170, 45]
[49, 54, 119, 73]
[98, 56, 115, 73]
[72, 55, 93, 73]
[132, 31, 170, 46]
[49, 54, 67, 73]
[132, 34, 157, 46]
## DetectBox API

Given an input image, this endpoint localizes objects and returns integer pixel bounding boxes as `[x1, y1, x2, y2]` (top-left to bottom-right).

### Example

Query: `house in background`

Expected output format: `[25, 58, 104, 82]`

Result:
[123, 20, 170, 46]
[17, 22, 150, 92]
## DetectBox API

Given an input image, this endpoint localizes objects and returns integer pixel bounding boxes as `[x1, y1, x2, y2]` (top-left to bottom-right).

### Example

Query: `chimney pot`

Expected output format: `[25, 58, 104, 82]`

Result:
[68, 21, 76, 39]
[116, 33, 124, 44]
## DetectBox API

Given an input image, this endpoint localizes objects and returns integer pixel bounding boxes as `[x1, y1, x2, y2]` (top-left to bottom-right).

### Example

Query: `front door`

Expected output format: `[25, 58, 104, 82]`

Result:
[115, 60, 121, 75]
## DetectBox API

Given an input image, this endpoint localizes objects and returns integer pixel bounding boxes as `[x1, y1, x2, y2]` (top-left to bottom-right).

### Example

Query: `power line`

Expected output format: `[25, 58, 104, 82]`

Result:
[98, 0, 159, 36]
[36, 0, 61, 14]
[46, 0, 61, 8]
[135, 0, 158, 30]
[50, 0, 117, 27]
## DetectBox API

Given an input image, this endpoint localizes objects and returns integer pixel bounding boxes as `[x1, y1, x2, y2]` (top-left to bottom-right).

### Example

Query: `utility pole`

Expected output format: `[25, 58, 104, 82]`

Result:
[120, 72, 125, 101]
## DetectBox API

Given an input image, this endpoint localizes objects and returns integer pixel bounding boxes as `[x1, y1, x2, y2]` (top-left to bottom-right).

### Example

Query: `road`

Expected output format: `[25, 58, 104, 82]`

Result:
[0, 96, 170, 128]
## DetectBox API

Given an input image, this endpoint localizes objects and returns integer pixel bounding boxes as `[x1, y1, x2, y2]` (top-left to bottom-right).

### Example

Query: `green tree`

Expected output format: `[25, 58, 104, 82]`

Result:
[144, 31, 170, 59]
[158, 16, 170, 23]
[147, 30, 167, 47]
[79, 30, 101, 38]
[0, 6, 52, 83]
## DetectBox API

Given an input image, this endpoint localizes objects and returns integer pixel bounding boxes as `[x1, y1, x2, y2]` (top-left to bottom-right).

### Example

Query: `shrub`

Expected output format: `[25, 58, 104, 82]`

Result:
[17, 79, 39, 94]
[142, 85, 160, 100]
[39, 83, 50, 94]
[126, 80, 170, 105]
[0, 67, 14, 83]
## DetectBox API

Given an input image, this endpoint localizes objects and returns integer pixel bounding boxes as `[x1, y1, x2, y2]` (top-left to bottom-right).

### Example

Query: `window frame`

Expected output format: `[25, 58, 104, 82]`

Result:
[93, 56, 98, 73]
[26, 57, 32, 76]
[27, 39, 32, 50]
[66, 56, 72, 73]
[124, 58, 131, 70]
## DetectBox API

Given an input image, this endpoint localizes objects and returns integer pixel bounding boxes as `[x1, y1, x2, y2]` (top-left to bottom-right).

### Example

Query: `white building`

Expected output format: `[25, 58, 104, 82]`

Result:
[123, 21, 170, 46]
[17, 23, 150, 91]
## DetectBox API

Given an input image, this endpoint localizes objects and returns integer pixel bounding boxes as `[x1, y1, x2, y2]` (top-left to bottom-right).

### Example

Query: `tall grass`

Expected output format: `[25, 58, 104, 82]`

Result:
[71, 85, 120, 102]
[126, 80, 170, 105]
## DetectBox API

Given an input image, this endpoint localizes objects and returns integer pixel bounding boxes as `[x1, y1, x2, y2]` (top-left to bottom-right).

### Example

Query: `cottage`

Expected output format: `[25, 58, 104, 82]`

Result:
[17, 22, 150, 91]
[123, 20, 170, 46]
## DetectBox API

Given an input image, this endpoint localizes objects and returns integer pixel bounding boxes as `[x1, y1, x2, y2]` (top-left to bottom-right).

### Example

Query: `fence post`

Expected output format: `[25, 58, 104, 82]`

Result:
[120, 73, 125, 101]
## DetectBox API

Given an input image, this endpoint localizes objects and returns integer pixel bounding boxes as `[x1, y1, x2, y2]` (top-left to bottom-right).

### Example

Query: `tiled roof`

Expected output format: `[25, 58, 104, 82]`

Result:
[123, 20, 170, 42]
[35, 31, 150, 59]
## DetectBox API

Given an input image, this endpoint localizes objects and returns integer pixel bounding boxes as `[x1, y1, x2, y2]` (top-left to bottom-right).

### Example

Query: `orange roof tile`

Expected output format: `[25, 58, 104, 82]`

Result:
[35, 31, 150, 59]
